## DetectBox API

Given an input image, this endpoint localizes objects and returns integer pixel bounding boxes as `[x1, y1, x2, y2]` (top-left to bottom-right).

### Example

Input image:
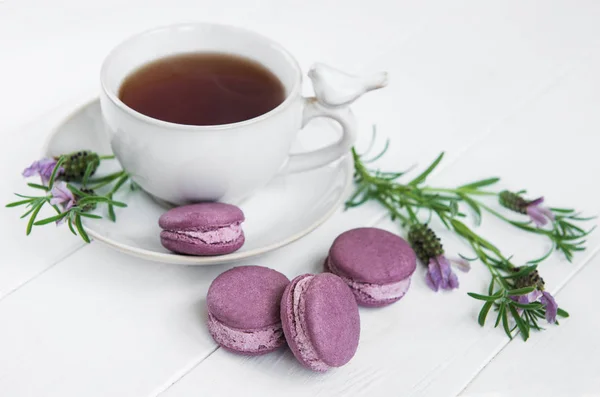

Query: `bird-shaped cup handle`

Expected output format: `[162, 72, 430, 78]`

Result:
[280, 63, 388, 174]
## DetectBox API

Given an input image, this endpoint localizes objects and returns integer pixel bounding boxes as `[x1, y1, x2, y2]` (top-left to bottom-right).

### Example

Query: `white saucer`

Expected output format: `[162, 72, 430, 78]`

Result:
[43, 100, 353, 265]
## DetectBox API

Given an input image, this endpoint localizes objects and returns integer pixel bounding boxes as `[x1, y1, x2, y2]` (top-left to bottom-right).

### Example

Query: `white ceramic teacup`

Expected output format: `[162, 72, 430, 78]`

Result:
[100, 23, 387, 205]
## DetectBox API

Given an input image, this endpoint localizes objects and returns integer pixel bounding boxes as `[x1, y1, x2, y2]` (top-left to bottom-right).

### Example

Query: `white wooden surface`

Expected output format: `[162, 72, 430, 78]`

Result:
[1, 1, 600, 396]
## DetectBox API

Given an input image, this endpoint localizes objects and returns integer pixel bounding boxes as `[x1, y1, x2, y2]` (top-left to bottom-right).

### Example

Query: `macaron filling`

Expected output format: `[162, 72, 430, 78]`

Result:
[207, 312, 284, 353]
[291, 276, 330, 372]
[171, 222, 242, 244]
[327, 258, 411, 302]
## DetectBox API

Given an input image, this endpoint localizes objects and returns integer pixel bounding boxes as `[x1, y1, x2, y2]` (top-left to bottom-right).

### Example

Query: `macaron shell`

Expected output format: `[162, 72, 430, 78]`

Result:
[159, 202, 245, 230]
[280, 274, 319, 370]
[207, 266, 290, 329]
[160, 230, 245, 256]
[328, 227, 416, 284]
[303, 273, 360, 367]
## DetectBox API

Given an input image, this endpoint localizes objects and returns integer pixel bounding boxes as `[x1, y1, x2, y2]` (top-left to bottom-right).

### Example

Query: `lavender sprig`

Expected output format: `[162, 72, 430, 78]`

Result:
[347, 127, 591, 340]
[7, 151, 130, 242]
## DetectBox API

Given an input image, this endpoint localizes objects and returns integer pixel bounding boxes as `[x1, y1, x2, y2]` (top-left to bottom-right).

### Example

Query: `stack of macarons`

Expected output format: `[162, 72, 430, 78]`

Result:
[205, 225, 417, 372]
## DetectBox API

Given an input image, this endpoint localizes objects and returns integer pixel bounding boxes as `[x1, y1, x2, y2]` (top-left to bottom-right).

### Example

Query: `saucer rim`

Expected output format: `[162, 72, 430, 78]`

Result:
[42, 98, 354, 265]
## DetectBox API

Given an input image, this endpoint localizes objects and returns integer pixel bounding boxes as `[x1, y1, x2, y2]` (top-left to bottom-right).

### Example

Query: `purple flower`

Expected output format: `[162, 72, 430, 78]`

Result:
[540, 291, 558, 323]
[50, 182, 76, 211]
[526, 197, 555, 227]
[510, 289, 558, 324]
[512, 289, 542, 306]
[22, 157, 62, 185]
[425, 255, 460, 292]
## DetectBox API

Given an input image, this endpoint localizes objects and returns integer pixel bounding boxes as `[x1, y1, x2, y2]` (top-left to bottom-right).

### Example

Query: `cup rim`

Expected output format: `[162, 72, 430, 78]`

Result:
[100, 22, 302, 131]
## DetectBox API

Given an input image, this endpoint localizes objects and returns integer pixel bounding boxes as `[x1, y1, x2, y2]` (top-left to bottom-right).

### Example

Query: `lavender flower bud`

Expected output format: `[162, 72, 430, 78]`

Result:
[513, 267, 546, 291]
[78, 188, 97, 212]
[408, 223, 444, 265]
[499, 190, 528, 214]
[61, 151, 100, 182]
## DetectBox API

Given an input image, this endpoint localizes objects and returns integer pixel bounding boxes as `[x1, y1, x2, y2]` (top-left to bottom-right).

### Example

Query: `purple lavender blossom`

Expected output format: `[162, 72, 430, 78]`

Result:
[22, 158, 62, 185]
[425, 255, 460, 292]
[50, 182, 76, 211]
[525, 197, 555, 227]
[510, 289, 558, 324]
[540, 291, 558, 323]
[512, 289, 542, 306]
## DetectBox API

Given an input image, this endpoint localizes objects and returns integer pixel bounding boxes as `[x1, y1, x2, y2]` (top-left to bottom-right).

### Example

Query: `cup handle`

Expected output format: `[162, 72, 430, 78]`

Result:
[280, 63, 388, 174]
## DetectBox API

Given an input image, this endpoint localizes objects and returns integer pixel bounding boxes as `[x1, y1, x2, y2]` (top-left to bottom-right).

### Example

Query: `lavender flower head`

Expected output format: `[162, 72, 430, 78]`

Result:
[511, 268, 559, 323]
[408, 223, 470, 292]
[425, 256, 456, 291]
[50, 182, 76, 211]
[23, 157, 62, 185]
[499, 191, 555, 227]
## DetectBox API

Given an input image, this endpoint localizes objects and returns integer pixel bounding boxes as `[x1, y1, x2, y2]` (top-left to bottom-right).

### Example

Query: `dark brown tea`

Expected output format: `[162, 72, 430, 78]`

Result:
[118, 53, 286, 126]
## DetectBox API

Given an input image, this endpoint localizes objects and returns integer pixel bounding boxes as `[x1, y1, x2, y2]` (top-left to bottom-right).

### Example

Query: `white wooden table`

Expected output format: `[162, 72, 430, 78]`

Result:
[2, 1, 600, 396]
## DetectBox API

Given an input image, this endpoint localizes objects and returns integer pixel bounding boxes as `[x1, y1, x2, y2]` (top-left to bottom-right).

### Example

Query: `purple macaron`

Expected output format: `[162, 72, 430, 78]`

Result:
[281, 273, 360, 372]
[207, 266, 290, 355]
[325, 227, 417, 307]
[159, 203, 245, 256]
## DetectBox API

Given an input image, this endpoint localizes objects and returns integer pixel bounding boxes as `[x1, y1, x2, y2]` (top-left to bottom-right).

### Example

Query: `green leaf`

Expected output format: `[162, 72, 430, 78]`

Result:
[77, 212, 102, 219]
[363, 139, 390, 163]
[468, 292, 502, 302]
[570, 215, 596, 222]
[6, 199, 33, 208]
[511, 301, 543, 310]
[111, 174, 129, 193]
[47, 156, 65, 190]
[27, 183, 49, 191]
[458, 193, 482, 225]
[488, 278, 496, 296]
[495, 303, 505, 328]
[26, 202, 44, 235]
[525, 311, 542, 331]
[557, 308, 569, 318]
[346, 193, 370, 209]
[82, 161, 96, 186]
[34, 212, 68, 225]
[87, 170, 126, 185]
[549, 207, 575, 214]
[509, 304, 529, 341]
[503, 265, 537, 279]
[478, 301, 494, 326]
[459, 253, 478, 261]
[67, 183, 91, 198]
[77, 196, 127, 208]
[108, 204, 116, 222]
[502, 308, 513, 339]
[74, 215, 90, 243]
[458, 177, 500, 190]
[107, 191, 116, 222]
[67, 217, 77, 235]
[408, 153, 444, 186]
[450, 219, 500, 253]
[527, 247, 554, 265]
[506, 286, 535, 296]
[346, 185, 368, 206]
[20, 206, 38, 219]
[14, 193, 39, 199]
